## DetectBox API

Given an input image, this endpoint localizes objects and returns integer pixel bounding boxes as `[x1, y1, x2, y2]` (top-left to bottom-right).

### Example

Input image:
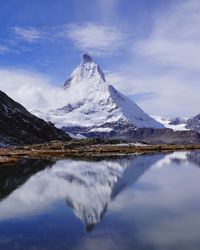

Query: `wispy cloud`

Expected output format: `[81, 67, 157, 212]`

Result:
[0, 45, 10, 54]
[13, 26, 44, 43]
[107, 68, 200, 117]
[134, 0, 200, 71]
[60, 22, 124, 55]
[105, 0, 200, 117]
[11, 23, 125, 56]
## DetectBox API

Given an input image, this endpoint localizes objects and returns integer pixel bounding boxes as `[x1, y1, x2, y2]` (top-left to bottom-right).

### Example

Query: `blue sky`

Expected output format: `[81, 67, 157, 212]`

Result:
[0, 0, 166, 78]
[0, 0, 199, 117]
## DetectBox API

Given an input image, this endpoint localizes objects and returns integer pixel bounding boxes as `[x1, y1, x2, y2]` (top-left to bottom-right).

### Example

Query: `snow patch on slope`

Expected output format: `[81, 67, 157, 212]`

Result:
[152, 115, 188, 131]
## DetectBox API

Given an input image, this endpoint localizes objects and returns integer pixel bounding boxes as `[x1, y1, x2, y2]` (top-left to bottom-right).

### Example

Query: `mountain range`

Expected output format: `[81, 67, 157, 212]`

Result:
[153, 115, 200, 134]
[1, 53, 200, 146]
[32, 54, 200, 144]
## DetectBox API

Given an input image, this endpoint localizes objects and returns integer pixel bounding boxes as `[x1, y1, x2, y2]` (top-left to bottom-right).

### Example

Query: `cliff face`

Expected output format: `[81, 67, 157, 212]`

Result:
[85, 127, 200, 145]
[186, 114, 200, 134]
[0, 90, 70, 146]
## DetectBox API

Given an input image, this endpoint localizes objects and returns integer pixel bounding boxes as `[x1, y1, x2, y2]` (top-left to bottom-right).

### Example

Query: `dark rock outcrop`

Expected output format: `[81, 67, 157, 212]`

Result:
[125, 128, 200, 145]
[186, 114, 200, 133]
[78, 126, 200, 145]
[0, 90, 70, 146]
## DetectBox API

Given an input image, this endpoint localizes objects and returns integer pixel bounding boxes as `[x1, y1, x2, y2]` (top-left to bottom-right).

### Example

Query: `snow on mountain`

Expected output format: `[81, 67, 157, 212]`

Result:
[152, 115, 188, 131]
[186, 114, 200, 134]
[33, 54, 164, 136]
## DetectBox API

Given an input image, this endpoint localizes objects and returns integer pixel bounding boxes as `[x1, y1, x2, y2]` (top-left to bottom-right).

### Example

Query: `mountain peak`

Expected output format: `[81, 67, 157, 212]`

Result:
[43, 54, 165, 135]
[81, 53, 93, 64]
[64, 54, 105, 89]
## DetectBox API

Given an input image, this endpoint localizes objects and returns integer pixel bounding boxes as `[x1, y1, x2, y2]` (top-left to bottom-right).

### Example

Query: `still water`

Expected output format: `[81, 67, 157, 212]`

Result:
[0, 151, 200, 250]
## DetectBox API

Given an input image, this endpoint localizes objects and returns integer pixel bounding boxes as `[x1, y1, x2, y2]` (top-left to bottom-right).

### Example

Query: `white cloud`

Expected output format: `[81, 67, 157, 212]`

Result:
[4, 0, 200, 118]
[0, 45, 10, 54]
[0, 69, 68, 111]
[62, 22, 124, 55]
[105, 0, 200, 117]
[107, 69, 200, 118]
[11, 23, 124, 56]
[13, 26, 43, 42]
[11, 22, 125, 55]
[134, 0, 200, 71]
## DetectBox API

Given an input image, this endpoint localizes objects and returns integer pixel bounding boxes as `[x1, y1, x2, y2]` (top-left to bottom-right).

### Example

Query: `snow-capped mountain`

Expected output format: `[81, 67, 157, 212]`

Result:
[186, 114, 200, 134]
[153, 113, 200, 135]
[34, 54, 164, 136]
[152, 116, 188, 131]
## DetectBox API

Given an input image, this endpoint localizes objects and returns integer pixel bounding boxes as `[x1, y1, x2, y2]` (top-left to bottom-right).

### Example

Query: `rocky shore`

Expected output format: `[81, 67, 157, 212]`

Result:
[0, 139, 200, 165]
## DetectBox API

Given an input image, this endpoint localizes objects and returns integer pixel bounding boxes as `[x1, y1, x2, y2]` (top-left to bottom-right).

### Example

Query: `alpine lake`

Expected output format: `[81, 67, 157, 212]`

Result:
[0, 150, 200, 250]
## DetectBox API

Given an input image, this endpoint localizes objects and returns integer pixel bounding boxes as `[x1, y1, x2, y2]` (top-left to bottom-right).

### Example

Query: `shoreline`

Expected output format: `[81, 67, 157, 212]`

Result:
[1, 140, 200, 165]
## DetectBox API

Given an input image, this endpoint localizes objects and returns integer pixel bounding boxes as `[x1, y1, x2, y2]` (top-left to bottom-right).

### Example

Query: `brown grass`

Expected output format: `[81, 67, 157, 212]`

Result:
[0, 140, 200, 164]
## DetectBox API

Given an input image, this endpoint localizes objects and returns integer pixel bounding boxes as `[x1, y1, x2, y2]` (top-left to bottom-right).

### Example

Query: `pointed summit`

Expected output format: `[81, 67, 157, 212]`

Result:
[64, 54, 105, 89]
[81, 53, 93, 64]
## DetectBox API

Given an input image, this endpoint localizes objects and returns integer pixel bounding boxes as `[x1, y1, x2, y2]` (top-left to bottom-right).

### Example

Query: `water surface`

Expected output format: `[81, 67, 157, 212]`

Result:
[0, 151, 200, 250]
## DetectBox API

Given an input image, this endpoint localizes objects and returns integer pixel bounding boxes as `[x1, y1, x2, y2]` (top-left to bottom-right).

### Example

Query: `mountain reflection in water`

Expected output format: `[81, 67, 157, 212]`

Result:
[0, 154, 164, 231]
[0, 151, 200, 250]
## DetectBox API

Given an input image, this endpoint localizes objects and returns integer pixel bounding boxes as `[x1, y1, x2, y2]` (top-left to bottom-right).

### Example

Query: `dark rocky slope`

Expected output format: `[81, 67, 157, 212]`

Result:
[83, 126, 200, 145]
[0, 90, 70, 146]
[126, 128, 200, 145]
[186, 114, 200, 134]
